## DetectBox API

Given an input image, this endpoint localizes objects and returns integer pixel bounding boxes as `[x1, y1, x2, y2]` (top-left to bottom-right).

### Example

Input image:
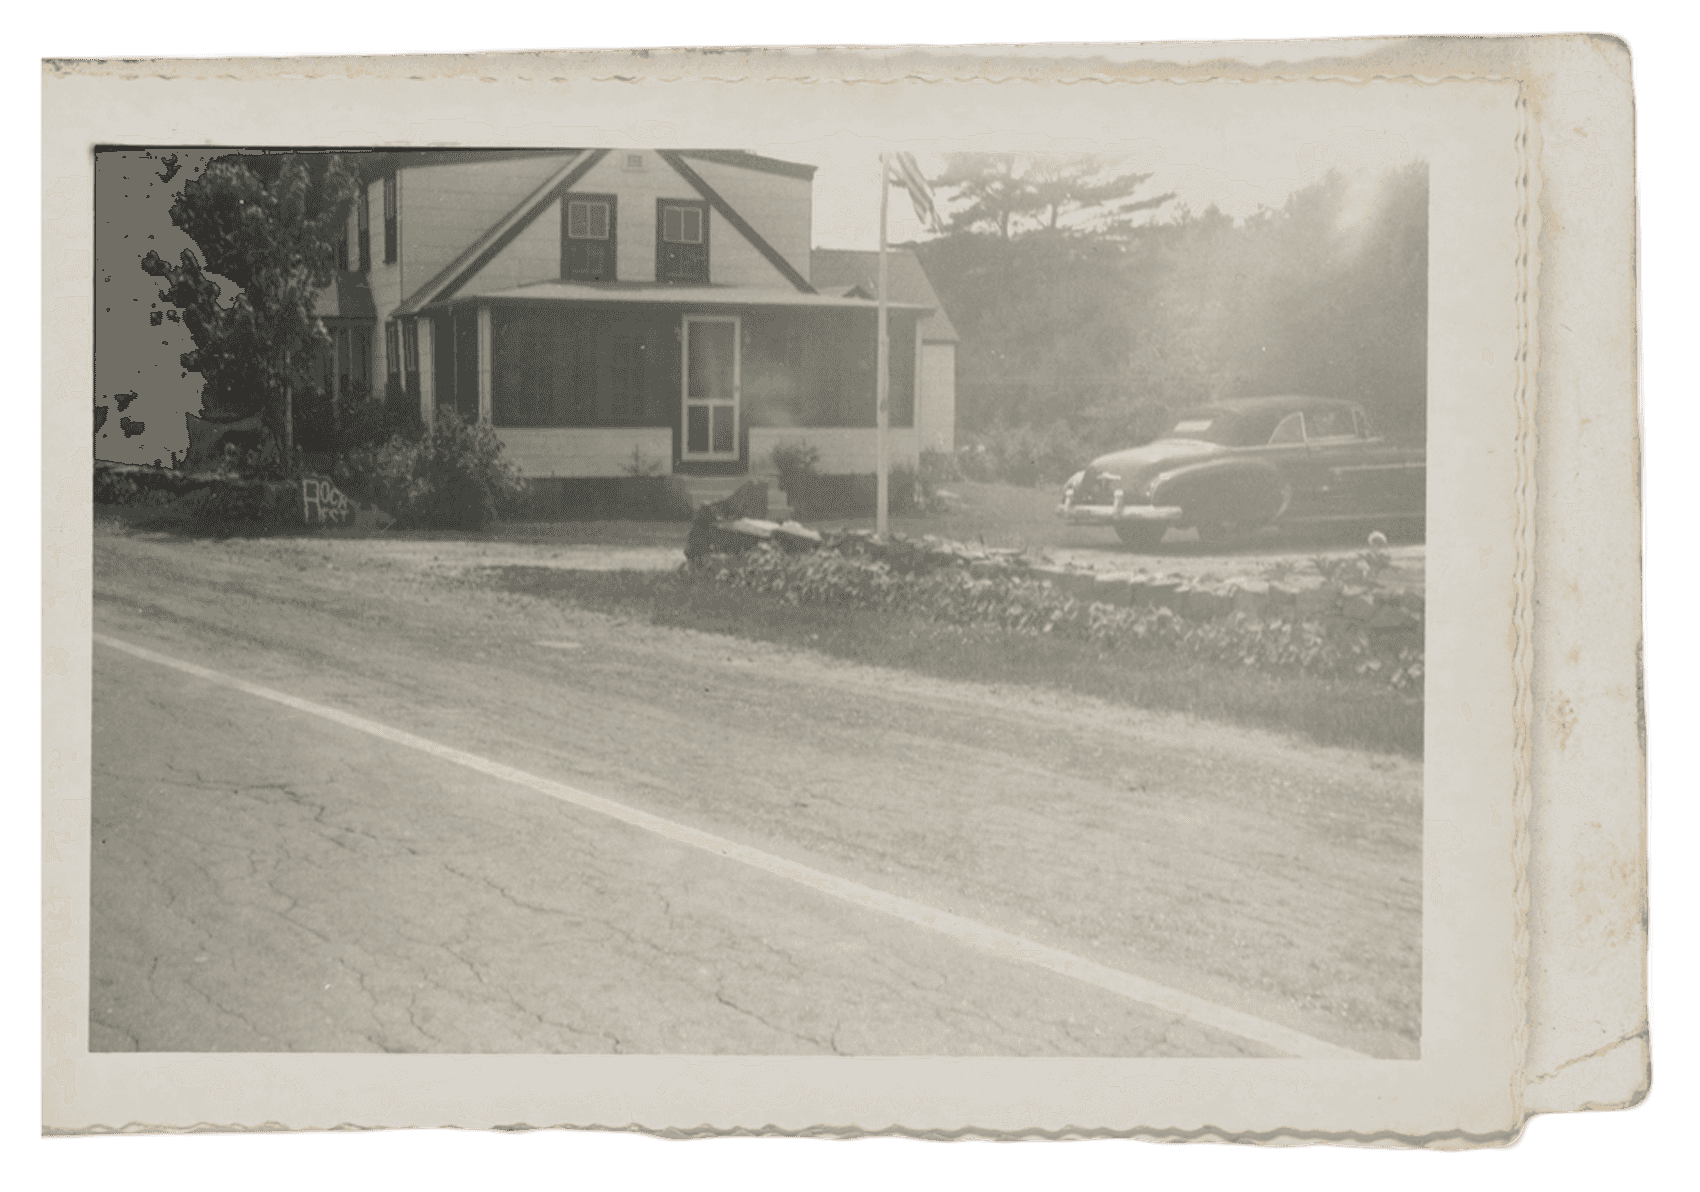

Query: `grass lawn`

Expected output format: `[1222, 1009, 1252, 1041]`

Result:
[481, 565, 1423, 757]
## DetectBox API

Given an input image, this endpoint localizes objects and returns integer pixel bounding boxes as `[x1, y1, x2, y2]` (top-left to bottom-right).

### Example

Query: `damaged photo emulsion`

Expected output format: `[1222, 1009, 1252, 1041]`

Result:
[90, 141, 1427, 1061]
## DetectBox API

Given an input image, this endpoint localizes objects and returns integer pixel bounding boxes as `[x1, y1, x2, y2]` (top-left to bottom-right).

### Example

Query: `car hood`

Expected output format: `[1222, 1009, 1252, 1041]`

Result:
[1086, 438, 1223, 477]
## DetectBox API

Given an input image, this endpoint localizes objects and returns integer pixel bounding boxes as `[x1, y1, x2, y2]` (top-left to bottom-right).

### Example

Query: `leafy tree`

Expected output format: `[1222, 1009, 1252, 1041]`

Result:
[931, 152, 1173, 239]
[141, 152, 358, 457]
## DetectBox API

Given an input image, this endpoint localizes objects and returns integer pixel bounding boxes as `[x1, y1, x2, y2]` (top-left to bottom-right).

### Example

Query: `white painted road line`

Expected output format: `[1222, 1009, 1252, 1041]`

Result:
[96, 632, 1373, 1061]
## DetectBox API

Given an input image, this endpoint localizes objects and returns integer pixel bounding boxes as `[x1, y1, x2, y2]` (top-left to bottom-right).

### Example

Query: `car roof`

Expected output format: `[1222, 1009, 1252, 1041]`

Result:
[1183, 395, 1359, 415]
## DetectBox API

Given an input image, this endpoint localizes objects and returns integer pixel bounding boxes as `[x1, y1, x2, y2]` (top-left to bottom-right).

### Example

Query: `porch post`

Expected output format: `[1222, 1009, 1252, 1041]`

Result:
[477, 304, 493, 425]
[914, 317, 926, 453]
[417, 318, 435, 427]
[876, 153, 891, 537]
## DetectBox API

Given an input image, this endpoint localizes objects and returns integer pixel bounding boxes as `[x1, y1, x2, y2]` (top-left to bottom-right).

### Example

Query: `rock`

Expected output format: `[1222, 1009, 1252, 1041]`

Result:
[1266, 581, 1300, 606]
[685, 505, 768, 562]
[771, 521, 824, 551]
[724, 517, 777, 539]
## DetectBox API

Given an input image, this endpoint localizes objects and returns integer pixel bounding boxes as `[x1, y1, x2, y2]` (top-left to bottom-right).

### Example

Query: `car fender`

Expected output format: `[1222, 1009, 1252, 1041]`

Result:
[1148, 457, 1291, 526]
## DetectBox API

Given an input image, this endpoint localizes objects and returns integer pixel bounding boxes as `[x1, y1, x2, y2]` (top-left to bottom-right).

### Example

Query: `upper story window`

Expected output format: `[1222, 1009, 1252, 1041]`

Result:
[357, 184, 371, 273]
[382, 174, 398, 264]
[656, 199, 709, 284]
[562, 194, 616, 282]
[623, 153, 646, 171]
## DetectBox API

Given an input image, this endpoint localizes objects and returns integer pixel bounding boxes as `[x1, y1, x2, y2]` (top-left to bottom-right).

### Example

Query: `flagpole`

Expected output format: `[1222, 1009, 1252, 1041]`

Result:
[876, 152, 891, 538]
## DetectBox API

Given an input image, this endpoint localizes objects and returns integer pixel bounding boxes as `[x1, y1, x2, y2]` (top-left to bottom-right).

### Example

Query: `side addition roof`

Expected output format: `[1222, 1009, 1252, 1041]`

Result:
[312, 270, 376, 320]
[809, 248, 959, 343]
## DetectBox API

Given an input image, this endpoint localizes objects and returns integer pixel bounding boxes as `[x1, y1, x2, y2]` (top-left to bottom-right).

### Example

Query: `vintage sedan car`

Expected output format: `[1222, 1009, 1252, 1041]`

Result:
[1057, 396, 1425, 549]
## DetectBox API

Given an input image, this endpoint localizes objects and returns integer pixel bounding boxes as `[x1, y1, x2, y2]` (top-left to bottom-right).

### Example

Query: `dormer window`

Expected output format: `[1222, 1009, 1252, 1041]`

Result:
[656, 199, 709, 284]
[562, 194, 616, 282]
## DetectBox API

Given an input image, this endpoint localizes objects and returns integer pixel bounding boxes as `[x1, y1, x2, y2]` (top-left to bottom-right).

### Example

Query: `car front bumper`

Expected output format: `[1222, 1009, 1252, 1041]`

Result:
[1056, 500, 1185, 525]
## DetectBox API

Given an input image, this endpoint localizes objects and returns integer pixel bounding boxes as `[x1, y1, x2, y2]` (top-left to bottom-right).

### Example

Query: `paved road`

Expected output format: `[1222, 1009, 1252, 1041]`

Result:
[90, 527, 1422, 1057]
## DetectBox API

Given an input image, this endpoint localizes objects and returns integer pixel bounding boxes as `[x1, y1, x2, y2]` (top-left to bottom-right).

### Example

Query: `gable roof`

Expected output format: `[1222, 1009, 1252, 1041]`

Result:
[391, 148, 818, 317]
[809, 248, 959, 343]
[390, 150, 605, 319]
[675, 150, 816, 181]
[345, 147, 815, 185]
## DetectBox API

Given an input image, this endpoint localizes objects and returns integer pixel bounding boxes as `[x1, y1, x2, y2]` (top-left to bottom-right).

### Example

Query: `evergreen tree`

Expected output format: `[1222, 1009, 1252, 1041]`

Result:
[931, 153, 1172, 239]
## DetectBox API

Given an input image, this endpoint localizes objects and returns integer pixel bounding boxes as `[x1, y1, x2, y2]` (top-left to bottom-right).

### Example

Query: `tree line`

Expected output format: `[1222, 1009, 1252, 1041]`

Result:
[913, 153, 1429, 473]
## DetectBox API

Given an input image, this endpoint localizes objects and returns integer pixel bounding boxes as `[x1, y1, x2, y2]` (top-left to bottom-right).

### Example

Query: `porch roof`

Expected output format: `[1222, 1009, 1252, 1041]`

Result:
[426, 280, 933, 314]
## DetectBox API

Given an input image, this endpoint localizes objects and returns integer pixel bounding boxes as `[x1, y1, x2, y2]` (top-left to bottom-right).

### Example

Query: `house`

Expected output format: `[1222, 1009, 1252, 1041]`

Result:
[315, 148, 958, 505]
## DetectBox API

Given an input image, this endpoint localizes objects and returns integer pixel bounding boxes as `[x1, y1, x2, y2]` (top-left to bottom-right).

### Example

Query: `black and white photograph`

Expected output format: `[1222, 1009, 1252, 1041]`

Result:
[44, 38, 1643, 1141]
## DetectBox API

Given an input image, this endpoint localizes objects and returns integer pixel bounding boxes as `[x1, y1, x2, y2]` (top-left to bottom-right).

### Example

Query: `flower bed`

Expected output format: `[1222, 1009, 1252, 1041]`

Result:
[693, 533, 1424, 692]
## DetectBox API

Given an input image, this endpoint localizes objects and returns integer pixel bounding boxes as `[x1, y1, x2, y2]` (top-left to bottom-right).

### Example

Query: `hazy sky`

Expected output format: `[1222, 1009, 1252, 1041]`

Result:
[95, 134, 1411, 465]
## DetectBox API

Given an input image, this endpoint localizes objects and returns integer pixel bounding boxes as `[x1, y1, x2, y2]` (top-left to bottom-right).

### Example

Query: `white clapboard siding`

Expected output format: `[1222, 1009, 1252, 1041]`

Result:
[749, 427, 921, 476]
[397, 154, 578, 305]
[919, 342, 957, 453]
[495, 428, 674, 478]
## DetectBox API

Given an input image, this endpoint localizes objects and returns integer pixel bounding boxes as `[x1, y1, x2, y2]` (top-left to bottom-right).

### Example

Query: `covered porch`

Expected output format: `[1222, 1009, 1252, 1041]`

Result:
[408, 281, 933, 482]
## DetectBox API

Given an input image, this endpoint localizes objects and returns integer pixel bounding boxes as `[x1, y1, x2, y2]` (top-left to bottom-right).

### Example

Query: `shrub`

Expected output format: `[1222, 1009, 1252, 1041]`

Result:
[919, 446, 961, 486]
[175, 479, 301, 528]
[94, 470, 142, 505]
[334, 410, 526, 530]
[769, 440, 822, 493]
[94, 462, 206, 505]
[769, 439, 928, 520]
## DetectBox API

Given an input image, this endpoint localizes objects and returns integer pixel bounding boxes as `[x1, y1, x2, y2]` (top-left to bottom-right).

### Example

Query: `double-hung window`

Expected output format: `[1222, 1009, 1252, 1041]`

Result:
[382, 174, 398, 264]
[656, 199, 709, 284]
[357, 184, 371, 272]
[562, 195, 616, 282]
[401, 320, 420, 397]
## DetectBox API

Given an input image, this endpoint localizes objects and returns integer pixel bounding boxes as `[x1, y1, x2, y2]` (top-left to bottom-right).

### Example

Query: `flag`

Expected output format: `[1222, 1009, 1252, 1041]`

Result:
[888, 151, 942, 234]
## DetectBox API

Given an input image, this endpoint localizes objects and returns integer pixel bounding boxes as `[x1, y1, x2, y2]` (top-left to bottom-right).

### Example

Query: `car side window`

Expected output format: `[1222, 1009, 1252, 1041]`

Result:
[1306, 406, 1358, 441]
[1268, 412, 1305, 445]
